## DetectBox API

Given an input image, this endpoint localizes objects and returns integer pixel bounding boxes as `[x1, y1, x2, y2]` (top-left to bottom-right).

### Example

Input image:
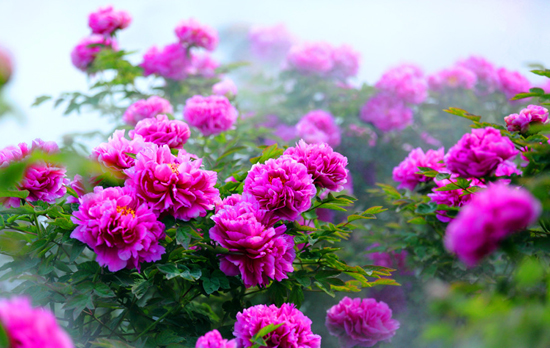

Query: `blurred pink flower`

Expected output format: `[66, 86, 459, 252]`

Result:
[428, 66, 477, 91]
[184, 95, 238, 136]
[296, 110, 341, 147]
[130, 114, 190, 149]
[497, 67, 531, 100]
[360, 94, 413, 132]
[186, 52, 219, 78]
[375, 64, 427, 104]
[249, 23, 295, 61]
[71, 35, 117, 72]
[175, 18, 218, 51]
[196, 330, 236, 348]
[123, 96, 173, 126]
[141, 43, 190, 80]
[212, 78, 238, 97]
[392, 147, 445, 190]
[0, 47, 13, 86]
[287, 42, 334, 75]
[456, 56, 499, 92]
[88, 6, 131, 36]
[331, 44, 360, 79]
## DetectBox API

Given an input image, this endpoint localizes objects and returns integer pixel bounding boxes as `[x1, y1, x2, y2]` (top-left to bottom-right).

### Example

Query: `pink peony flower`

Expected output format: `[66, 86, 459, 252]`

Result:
[360, 93, 414, 132]
[183, 95, 238, 136]
[123, 96, 173, 126]
[296, 110, 341, 147]
[444, 127, 519, 178]
[497, 67, 531, 100]
[287, 42, 334, 75]
[456, 56, 499, 92]
[71, 35, 117, 72]
[141, 43, 190, 81]
[375, 64, 427, 104]
[88, 6, 131, 36]
[67, 174, 88, 204]
[124, 144, 219, 221]
[428, 175, 486, 222]
[330, 44, 360, 79]
[71, 186, 165, 272]
[495, 160, 522, 177]
[521, 104, 549, 124]
[129, 114, 190, 149]
[0, 47, 13, 86]
[196, 330, 236, 348]
[212, 78, 238, 97]
[506, 104, 550, 133]
[186, 52, 219, 78]
[215, 193, 245, 213]
[243, 156, 316, 220]
[284, 140, 348, 191]
[0, 297, 74, 348]
[234, 303, 321, 348]
[175, 18, 218, 51]
[392, 147, 445, 190]
[249, 24, 295, 61]
[326, 297, 399, 348]
[210, 199, 294, 288]
[428, 66, 477, 91]
[445, 183, 541, 266]
[91, 130, 147, 177]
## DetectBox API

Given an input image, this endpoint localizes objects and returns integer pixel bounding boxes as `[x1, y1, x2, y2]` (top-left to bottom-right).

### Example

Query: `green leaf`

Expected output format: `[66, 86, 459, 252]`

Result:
[435, 173, 451, 181]
[94, 282, 115, 298]
[363, 206, 387, 215]
[443, 107, 482, 122]
[250, 144, 284, 164]
[157, 264, 181, 280]
[32, 95, 52, 107]
[320, 203, 347, 212]
[0, 189, 29, 198]
[202, 276, 220, 294]
[288, 285, 304, 308]
[407, 217, 427, 224]
[64, 293, 93, 319]
[0, 321, 9, 348]
[434, 182, 461, 191]
[251, 323, 283, 346]
[175, 225, 192, 249]
[415, 202, 438, 214]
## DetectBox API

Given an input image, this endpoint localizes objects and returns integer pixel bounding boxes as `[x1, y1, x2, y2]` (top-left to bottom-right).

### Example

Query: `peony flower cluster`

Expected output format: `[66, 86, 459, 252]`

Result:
[129, 114, 190, 149]
[296, 110, 341, 147]
[91, 130, 146, 177]
[375, 64, 427, 105]
[234, 303, 321, 348]
[445, 183, 541, 266]
[196, 330, 236, 348]
[212, 78, 238, 97]
[249, 24, 295, 61]
[88, 6, 131, 36]
[0, 297, 74, 348]
[286, 42, 360, 79]
[210, 196, 295, 288]
[284, 140, 348, 191]
[0, 47, 12, 86]
[326, 297, 399, 348]
[428, 66, 477, 91]
[71, 186, 166, 272]
[123, 96, 173, 126]
[141, 43, 190, 80]
[497, 67, 531, 100]
[124, 144, 219, 221]
[505, 104, 549, 133]
[392, 147, 445, 190]
[71, 35, 117, 71]
[444, 127, 519, 178]
[360, 93, 414, 132]
[243, 156, 316, 220]
[184, 95, 238, 136]
[175, 18, 218, 51]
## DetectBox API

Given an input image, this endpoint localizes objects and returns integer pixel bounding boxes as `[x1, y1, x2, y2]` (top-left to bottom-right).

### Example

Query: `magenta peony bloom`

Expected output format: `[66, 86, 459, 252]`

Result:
[186, 52, 219, 78]
[331, 44, 360, 79]
[71, 186, 165, 272]
[326, 297, 399, 348]
[234, 303, 321, 348]
[88, 6, 131, 35]
[392, 147, 445, 190]
[296, 110, 341, 147]
[497, 67, 531, 100]
[506, 104, 550, 133]
[129, 114, 190, 149]
[196, 330, 236, 348]
[0, 47, 13, 86]
[212, 78, 238, 97]
[495, 160, 522, 177]
[183, 95, 238, 136]
[243, 156, 316, 220]
[284, 140, 348, 191]
[445, 183, 541, 266]
[444, 127, 519, 178]
[249, 24, 295, 61]
[67, 174, 88, 204]
[428, 174, 486, 222]
[175, 18, 218, 51]
[456, 56, 499, 92]
[71, 35, 117, 72]
[428, 66, 477, 91]
[287, 42, 334, 75]
[375, 64, 427, 104]
[124, 144, 219, 220]
[210, 199, 295, 288]
[91, 130, 147, 177]
[123, 96, 173, 126]
[141, 43, 190, 80]
[521, 104, 549, 124]
[0, 297, 74, 348]
[360, 93, 414, 132]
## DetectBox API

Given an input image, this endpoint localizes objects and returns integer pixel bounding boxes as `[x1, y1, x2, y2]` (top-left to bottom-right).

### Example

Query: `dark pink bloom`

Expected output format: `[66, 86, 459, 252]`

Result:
[71, 186, 165, 272]
[91, 130, 147, 177]
[296, 110, 341, 147]
[67, 174, 87, 204]
[0, 297, 74, 348]
[243, 156, 316, 220]
[392, 147, 445, 190]
[287, 42, 334, 75]
[326, 297, 399, 348]
[196, 330, 236, 348]
[71, 35, 117, 71]
[456, 56, 499, 92]
[284, 140, 348, 191]
[521, 104, 549, 124]
[249, 24, 295, 61]
[506, 104, 550, 133]
[129, 114, 190, 149]
[360, 94, 413, 132]
[331, 44, 360, 79]
[183, 95, 238, 136]
[497, 67, 531, 100]
[212, 78, 238, 97]
[124, 144, 219, 221]
[175, 18, 218, 51]
[234, 303, 321, 348]
[428, 66, 477, 91]
[428, 175, 485, 222]
[215, 193, 245, 213]
[141, 43, 190, 80]
[186, 52, 219, 78]
[495, 160, 522, 177]
[445, 183, 541, 266]
[123, 96, 173, 126]
[0, 47, 13, 86]
[88, 6, 131, 36]
[444, 127, 519, 178]
[375, 64, 427, 104]
[210, 199, 294, 288]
